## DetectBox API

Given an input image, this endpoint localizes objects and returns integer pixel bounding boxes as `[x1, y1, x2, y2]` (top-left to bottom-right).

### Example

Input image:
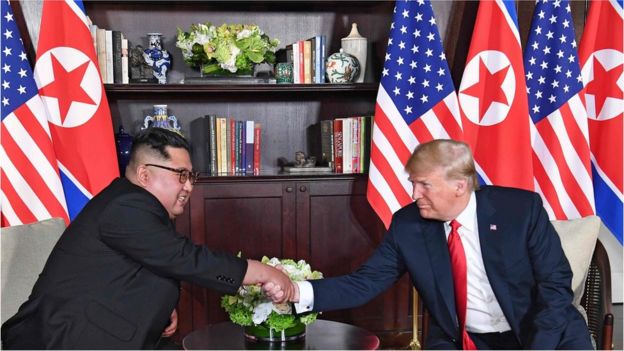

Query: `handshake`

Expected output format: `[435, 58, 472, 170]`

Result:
[243, 259, 302, 304]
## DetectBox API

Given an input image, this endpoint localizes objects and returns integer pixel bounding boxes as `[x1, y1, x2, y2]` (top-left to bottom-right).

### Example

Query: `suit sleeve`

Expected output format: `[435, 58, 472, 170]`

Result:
[98, 192, 247, 294]
[524, 193, 576, 349]
[309, 221, 407, 312]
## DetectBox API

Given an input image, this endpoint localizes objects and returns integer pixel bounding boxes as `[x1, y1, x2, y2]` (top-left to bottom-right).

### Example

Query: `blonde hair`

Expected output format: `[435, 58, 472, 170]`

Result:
[405, 139, 479, 191]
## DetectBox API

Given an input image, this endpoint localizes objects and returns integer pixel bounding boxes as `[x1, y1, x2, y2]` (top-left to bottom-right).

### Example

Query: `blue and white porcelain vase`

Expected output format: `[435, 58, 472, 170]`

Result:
[143, 33, 171, 84]
[142, 104, 181, 133]
[326, 49, 360, 84]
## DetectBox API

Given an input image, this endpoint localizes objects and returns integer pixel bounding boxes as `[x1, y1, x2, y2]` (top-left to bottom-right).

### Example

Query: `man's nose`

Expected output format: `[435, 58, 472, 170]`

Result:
[412, 185, 422, 201]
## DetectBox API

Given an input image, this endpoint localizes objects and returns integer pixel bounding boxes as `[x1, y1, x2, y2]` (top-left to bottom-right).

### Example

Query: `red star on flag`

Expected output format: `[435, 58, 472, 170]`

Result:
[39, 53, 95, 123]
[585, 57, 623, 119]
[461, 58, 510, 122]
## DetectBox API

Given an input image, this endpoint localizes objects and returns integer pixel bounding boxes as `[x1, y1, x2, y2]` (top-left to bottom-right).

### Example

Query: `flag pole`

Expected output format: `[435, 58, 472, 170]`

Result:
[409, 287, 421, 350]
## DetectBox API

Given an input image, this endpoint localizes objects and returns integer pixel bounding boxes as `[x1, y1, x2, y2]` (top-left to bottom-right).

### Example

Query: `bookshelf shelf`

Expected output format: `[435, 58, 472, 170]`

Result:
[104, 83, 380, 94]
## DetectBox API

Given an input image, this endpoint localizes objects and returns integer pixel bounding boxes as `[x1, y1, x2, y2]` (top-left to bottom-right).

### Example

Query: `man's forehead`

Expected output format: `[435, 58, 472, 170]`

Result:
[408, 167, 444, 181]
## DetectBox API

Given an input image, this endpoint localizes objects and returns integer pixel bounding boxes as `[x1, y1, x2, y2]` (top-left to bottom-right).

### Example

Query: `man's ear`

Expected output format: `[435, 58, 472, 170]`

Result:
[136, 165, 150, 187]
[455, 178, 468, 196]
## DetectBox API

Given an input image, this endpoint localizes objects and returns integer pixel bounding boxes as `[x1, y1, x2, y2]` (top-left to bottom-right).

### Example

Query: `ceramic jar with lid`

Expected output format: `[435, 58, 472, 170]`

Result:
[325, 49, 360, 83]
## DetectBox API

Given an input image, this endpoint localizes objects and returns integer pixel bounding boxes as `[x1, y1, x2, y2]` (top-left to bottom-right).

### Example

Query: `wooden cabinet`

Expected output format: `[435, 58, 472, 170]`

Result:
[173, 175, 411, 342]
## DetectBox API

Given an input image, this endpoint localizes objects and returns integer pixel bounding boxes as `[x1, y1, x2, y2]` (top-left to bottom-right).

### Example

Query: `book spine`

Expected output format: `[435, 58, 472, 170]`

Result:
[314, 35, 322, 83]
[96, 28, 107, 82]
[320, 35, 326, 83]
[112, 31, 123, 84]
[209, 115, 217, 176]
[121, 37, 129, 84]
[190, 117, 209, 174]
[342, 118, 352, 173]
[292, 42, 300, 84]
[241, 121, 246, 174]
[333, 119, 343, 173]
[303, 40, 312, 84]
[220, 118, 228, 175]
[230, 119, 236, 175]
[320, 120, 333, 168]
[105, 30, 113, 84]
[253, 123, 262, 175]
[238, 121, 244, 174]
[352, 117, 360, 173]
[89, 24, 98, 53]
[298, 41, 305, 84]
[226, 118, 232, 175]
[245, 120, 254, 174]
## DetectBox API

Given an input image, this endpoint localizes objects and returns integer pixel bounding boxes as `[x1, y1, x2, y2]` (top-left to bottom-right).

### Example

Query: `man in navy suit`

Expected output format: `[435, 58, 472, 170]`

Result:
[283, 139, 592, 349]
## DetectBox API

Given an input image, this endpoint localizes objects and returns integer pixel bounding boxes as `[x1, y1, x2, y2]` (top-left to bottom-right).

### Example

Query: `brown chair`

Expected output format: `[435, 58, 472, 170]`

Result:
[581, 240, 614, 350]
[417, 239, 614, 350]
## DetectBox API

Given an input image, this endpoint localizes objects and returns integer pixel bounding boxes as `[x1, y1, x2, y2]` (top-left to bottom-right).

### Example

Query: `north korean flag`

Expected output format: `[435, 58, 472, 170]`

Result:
[34, 0, 118, 219]
[578, 0, 623, 244]
[458, 0, 533, 190]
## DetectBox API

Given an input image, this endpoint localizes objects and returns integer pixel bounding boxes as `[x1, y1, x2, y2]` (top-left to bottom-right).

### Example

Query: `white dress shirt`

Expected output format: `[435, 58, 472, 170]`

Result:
[296, 192, 511, 333]
[448, 192, 511, 333]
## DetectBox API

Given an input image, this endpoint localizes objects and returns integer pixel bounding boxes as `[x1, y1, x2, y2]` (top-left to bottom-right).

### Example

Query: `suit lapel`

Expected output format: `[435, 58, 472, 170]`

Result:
[476, 190, 518, 330]
[423, 221, 457, 337]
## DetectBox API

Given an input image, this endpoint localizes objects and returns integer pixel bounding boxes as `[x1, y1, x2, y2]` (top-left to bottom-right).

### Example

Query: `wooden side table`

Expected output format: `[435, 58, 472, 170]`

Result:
[183, 319, 380, 350]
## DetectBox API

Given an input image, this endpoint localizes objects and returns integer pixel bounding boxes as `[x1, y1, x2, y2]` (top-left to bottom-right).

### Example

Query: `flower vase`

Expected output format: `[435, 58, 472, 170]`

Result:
[244, 321, 306, 343]
[200, 63, 253, 78]
[341, 23, 367, 83]
[142, 104, 181, 134]
[143, 33, 171, 84]
[115, 125, 133, 176]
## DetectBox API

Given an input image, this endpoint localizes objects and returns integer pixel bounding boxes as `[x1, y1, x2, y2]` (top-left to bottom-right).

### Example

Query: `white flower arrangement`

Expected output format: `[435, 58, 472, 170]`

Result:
[176, 23, 279, 75]
[221, 256, 323, 332]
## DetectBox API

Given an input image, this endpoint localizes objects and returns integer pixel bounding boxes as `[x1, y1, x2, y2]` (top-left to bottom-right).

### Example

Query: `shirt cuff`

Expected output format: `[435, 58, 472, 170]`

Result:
[294, 281, 314, 313]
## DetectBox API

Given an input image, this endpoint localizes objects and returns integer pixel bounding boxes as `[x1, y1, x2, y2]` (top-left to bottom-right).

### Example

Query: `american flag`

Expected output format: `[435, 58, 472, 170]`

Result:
[1, 0, 69, 226]
[367, 0, 462, 229]
[524, 0, 594, 220]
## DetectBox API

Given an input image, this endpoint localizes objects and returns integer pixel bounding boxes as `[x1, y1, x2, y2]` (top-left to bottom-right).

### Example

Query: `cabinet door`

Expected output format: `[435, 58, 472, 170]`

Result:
[179, 181, 296, 334]
[295, 178, 411, 334]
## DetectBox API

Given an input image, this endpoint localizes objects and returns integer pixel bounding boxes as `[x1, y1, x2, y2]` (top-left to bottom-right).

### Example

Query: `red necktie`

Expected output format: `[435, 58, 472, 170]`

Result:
[448, 220, 477, 350]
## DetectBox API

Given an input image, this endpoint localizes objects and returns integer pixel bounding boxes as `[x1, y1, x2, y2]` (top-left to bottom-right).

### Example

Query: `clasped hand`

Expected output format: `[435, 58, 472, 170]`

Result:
[243, 260, 299, 304]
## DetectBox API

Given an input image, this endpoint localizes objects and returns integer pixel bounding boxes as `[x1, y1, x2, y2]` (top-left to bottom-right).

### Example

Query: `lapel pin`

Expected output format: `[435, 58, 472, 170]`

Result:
[490, 224, 497, 231]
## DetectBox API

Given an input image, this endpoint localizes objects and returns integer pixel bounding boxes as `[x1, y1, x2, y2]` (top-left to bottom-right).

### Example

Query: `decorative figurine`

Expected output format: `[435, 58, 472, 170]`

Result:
[142, 104, 181, 134]
[341, 23, 367, 83]
[326, 49, 360, 83]
[143, 33, 171, 84]
[115, 125, 133, 176]
[129, 44, 155, 83]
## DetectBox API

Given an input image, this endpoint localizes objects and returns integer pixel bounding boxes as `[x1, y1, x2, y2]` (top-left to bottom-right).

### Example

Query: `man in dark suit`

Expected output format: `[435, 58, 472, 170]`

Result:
[285, 139, 592, 349]
[1, 128, 294, 349]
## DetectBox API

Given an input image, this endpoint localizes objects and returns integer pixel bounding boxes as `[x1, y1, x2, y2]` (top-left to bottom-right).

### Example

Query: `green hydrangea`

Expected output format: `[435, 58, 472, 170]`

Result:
[222, 256, 323, 331]
[176, 22, 279, 75]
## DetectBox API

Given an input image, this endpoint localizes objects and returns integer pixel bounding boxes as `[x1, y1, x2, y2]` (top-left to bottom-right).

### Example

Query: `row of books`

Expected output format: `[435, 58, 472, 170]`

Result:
[318, 116, 372, 174]
[87, 18, 129, 84]
[190, 116, 262, 176]
[279, 35, 327, 84]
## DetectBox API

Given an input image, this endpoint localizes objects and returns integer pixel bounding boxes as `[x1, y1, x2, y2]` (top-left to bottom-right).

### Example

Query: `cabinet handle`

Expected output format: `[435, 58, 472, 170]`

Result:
[299, 185, 307, 192]
[285, 186, 293, 193]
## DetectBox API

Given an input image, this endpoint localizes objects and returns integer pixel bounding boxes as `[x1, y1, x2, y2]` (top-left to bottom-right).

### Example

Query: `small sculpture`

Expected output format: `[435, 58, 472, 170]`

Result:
[143, 33, 171, 84]
[294, 151, 317, 168]
[129, 44, 155, 83]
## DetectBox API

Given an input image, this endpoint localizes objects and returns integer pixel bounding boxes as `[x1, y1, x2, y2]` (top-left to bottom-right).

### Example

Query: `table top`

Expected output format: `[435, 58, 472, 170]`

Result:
[182, 319, 380, 350]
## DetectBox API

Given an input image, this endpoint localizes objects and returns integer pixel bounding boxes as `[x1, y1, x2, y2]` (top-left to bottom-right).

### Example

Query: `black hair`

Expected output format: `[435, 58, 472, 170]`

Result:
[129, 128, 190, 161]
